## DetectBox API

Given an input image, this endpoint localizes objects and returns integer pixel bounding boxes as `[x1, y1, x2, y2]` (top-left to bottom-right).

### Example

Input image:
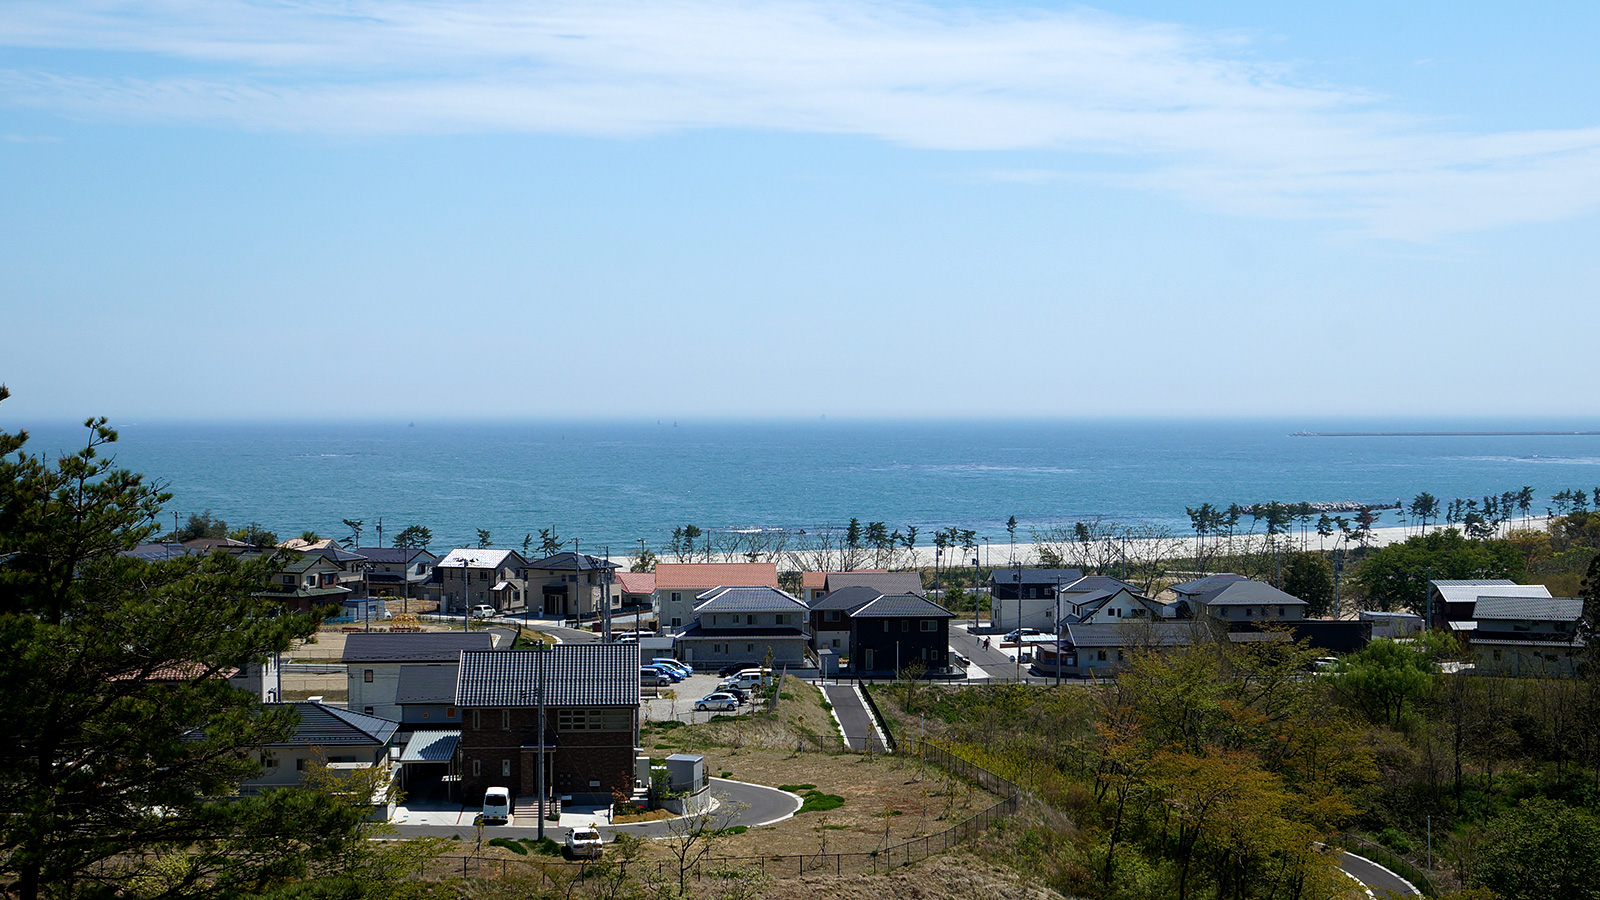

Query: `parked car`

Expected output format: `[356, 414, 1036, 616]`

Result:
[471, 605, 498, 618]
[694, 692, 739, 712]
[640, 668, 666, 688]
[1004, 628, 1042, 642]
[652, 658, 693, 677]
[481, 787, 511, 825]
[717, 685, 749, 703]
[642, 664, 683, 683]
[566, 826, 603, 859]
[720, 671, 766, 692]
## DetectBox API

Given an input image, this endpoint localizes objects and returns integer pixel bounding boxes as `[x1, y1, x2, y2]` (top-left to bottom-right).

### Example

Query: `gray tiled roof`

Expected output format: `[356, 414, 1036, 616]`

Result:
[355, 547, 437, 565]
[394, 664, 460, 704]
[1202, 581, 1306, 607]
[456, 645, 640, 708]
[822, 572, 924, 597]
[1169, 573, 1249, 597]
[851, 594, 954, 618]
[693, 586, 807, 614]
[341, 632, 494, 663]
[523, 552, 620, 572]
[1474, 596, 1584, 622]
[809, 585, 882, 612]
[1060, 576, 1138, 595]
[268, 702, 399, 747]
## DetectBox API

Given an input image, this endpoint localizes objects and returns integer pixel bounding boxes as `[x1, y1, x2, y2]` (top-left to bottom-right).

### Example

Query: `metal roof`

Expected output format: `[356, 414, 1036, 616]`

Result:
[1059, 575, 1139, 595]
[355, 547, 437, 565]
[1202, 581, 1306, 607]
[1431, 581, 1549, 604]
[693, 585, 807, 613]
[821, 572, 923, 597]
[456, 645, 640, 708]
[394, 665, 461, 704]
[341, 632, 494, 663]
[808, 585, 883, 611]
[399, 730, 460, 763]
[1169, 573, 1249, 597]
[991, 568, 1083, 585]
[1474, 596, 1584, 622]
[437, 548, 524, 569]
[267, 702, 398, 747]
[851, 594, 954, 618]
[522, 552, 620, 572]
[122, 543, 199, 561]
[1064, 622, 1196, 648]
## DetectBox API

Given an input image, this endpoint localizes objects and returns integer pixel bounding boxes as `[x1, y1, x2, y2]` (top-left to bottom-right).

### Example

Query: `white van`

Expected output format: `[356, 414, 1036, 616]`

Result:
[720, 670, 768, 691]
[482, 786, 511, 824]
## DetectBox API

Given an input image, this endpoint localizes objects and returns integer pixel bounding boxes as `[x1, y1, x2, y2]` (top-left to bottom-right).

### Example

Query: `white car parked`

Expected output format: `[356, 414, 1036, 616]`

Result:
[694, 692, 740, 712]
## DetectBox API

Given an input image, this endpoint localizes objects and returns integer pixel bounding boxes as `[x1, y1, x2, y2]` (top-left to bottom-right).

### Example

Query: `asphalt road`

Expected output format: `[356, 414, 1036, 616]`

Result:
[1339, 850, 1420, 897]
[391, 778, 799, 842]
[820, 684, 886, 751]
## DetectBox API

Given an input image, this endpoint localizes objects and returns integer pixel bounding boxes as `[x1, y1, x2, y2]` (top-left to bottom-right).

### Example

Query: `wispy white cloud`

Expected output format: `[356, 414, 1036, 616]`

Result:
[2, 0, 1598, 238]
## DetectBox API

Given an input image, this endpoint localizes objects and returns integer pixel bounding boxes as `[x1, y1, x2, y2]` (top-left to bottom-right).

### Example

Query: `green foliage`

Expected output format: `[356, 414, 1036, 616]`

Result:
[487, 837, 527, 854]
[171, 509, 229, 542]
[1328, 637, 1438, 728]
[1477, 798, 1600, 900]
[229, 522, 280, 548]
[795, 789, 845, 813]
[1353, 528, 1526, 614]
[1281, 551, 1335, 617]
[392, 525, 432, 550]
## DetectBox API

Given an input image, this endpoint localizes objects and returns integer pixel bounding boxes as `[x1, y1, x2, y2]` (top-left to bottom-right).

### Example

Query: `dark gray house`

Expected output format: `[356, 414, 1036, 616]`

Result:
[849, 593, 955, 675]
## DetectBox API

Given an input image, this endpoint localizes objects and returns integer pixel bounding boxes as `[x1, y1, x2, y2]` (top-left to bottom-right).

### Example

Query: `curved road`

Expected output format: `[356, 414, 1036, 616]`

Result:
[1339, 850, 1420, 898]
[392, 778, 799, 842]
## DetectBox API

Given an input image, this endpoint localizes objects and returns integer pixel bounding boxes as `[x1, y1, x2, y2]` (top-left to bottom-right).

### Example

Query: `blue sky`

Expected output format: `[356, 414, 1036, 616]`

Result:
[3, 1, 1598, 422]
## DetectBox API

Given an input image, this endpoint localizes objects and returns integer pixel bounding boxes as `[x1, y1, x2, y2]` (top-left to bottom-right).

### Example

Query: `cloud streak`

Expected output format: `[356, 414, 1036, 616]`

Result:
[3, 0, 1599, 238]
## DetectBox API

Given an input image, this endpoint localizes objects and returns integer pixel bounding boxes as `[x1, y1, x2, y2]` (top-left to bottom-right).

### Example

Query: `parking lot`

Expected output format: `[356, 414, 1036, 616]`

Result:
[640, 672, 765, 724]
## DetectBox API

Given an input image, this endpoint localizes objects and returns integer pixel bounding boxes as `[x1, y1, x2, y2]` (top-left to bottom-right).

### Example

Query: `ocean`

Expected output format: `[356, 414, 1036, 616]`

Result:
[14, 417, 1600, 554]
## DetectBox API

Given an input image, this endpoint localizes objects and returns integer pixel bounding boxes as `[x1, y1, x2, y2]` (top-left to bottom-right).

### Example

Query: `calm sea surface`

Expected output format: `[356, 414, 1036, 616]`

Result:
[15, 418, 1600, 553]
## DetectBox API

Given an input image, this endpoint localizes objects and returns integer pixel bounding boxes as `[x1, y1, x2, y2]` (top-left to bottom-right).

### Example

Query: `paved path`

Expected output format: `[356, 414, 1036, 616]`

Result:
[820, 683, 888, 751]
[1339, 850, 1420, 897]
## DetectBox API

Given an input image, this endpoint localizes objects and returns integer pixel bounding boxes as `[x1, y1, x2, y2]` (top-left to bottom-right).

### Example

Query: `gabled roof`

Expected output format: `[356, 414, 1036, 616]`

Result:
[123, 543, 199, 561]
[437, 548, 525, 569]
[822, 571, 923, 597]
[1202, 580, 1305, 608]
[522, 552, 620, 572]
[277, 538, 342, 552]
[1065, 622, 1195, 649]
[615, 571, 655, 594]
[655, 562, 779, 591]
[394, 665, 461, 704]
[456, 645, 640, 708]
[355, 547, 437, 565]
[268, 702, 398, 747]
[991, 568, 1084, 585]
[183, 537, 249, 550]
[399, 730, 459, 763]
[809, 585, 883, 612]
[1474, 596, 1584, 622]
[1061, 588, 1165, 624]
[341, 632, 495, 663]
[277, 552, 343, 574]
[1430, 581, 1549, 604]
[1060, 575, 1139, 596]
[1169, 573, 1250, 597]
[309, 546, 366, 564]
[694, 585, 807, 613]
[851, 594, 954, 619]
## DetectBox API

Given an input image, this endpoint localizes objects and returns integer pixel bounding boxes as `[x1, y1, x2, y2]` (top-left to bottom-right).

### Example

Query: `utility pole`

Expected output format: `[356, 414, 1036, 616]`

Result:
[601, 545, 614, 643]
[462, 556, 470, 633]
[536, 646, 547, 841]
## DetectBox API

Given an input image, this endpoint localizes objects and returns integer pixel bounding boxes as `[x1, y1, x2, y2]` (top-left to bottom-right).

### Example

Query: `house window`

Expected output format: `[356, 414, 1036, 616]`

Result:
[281, 575, 294, 585]
[558, 708, 633, 731]
[472, 710, 481, 730]
[297, 758, 307, 771]
[824, 610, 841, 622]
[883, 621, 890, 632]
[747, 614, 756, 625]
[1277, 607, 1286, 617]
[447, 706, 456, 719]
[921, 620, 936, 632]
[775, 614, 788, 625]
[746, 643, 755, 653]
[671, 592, 681, 602]
[502, 709, 511, 730]
[672, 617, 682, 627]
[363, 706, 374, 715]
[472, 759, 482, 776]
[502, 759, 512, 777]
[364, 669, 374, 683]
[1096, 650, 1107, 661]
[901, 621, 909, 632]
[263, 752, 278, 769]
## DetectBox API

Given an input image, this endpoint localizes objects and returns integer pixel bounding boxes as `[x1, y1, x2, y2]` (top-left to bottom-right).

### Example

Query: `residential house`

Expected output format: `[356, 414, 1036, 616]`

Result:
[242, 701, 399, 794]
[342, 631, 496, 726]
[436, 549, 529, 615]
[307, 545, 370, 597]
[1169, 574, 1305, 624]
[615, 570, 655, 613]
[808, 585, 882, 657]
[1428, 579, 1552, 631]
[1467, 596, 1587, 677]
[1035, 621, 1197, 677]
[823, 571, 923, 597]
[355, 547, 438, 607]
[799, 569, 894, 605]
[520, 552, 622, 619]
[255, 551, 353, 615]
[455, 644, 641, 805]
[849, 593, 955, 674]
[652, 562, 778, 633]
[1057, 576, 1166, 625]
[674, 585, 811, 670]
[990, 568, 1085, 631]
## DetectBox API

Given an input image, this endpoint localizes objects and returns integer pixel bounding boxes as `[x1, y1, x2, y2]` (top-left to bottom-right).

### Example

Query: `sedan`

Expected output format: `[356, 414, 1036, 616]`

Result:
[1004, 628, 1043, 642]
[694, 693, 740, 712]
